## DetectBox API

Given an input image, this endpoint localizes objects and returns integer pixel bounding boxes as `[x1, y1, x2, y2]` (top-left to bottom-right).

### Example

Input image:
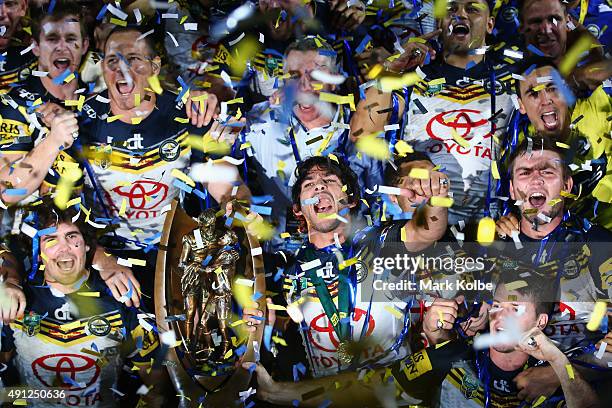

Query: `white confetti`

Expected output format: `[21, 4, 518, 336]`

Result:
[310, 70, 346, 85]
[32, 70, 48, 77]
[133, 8, 142, 24]
[301, 259, 322, 271]
[184, 23, 198, 31]
[107, 4, 128, 20]
[595, 340, 607, 359]
[166, 31, 179, 47]
[251, 247, 263, 256]
[20, 43, 35, 55]
[503, 49, 524, 59]
[384, 124, 400, 131]
[137, 29, 154, 41]
[228, 32, 246, 46]
[161, 13, 178, 19]
[378, 185, 402, 195]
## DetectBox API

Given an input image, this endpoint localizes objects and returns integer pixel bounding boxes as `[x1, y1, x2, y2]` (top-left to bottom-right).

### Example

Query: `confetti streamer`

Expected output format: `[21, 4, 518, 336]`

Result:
[586, 301, 607, 331]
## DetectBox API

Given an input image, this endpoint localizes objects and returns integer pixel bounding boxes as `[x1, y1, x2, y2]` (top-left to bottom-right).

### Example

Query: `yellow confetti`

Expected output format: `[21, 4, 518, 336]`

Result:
[64, 73, 76, 83]
[319, 92, 356, 111]
[565, 364, 575, 380]
[128, 258, 147, 267]
[147, 75, 163, 95]
[339, 258, 358, 270]
[504, 280, 528, 291]
[131, 117, 143, 125]
[77, 292, 100, 297]
[134, 93, 141, 106]
[395, 140, 414, 156]
[107, 114, 123, 123]
[45, 239, 58, 249]
[379, 72, 422, 92]
[223, 348, 233, 359]
[355, 134, 390, 160]
[230, 319, 246, 327]
[477, 217, 496, 245]
[328, 153, 339, 163]
[118, 198, 127, 216]
[400, 226, 407, 242]
[452, 129, 470, 148]
[430, 196, 454, 207]
[408, 168, 429, 179]
[367, 64, 384, 79]
[267, 304, 287, 311]
[280, 232, 290, 239]
[384, 305, 403, 319]
[54, 167, 83, 209]
[547, 198, 562, 207]
[491, 161, 500, 180]
[532, 396, 547, 407]
[171, 168, 196, 187]
[109, 17, 127, 26]
[555, 141, 570, 149]
[435, 340, 451, 349]
[559, 35, 593, 76]
[13, 399, 27, 405]
[559, 190, 578, 199]
[434, 0, 448, 18]
[66, 197, 81, 207]
[428, 78, 446, 86]
[272, 335, 287, 346]
[586, 301, 607, 331]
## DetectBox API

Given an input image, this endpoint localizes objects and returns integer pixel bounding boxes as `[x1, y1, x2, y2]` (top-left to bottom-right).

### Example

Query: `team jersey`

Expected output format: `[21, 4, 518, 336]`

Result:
[570, 0, 612, 54]
[496, 219, 612, 351]
[78, 90, 209, 249]
[0, 46, 37, 92]
[282, 225, 410, 378]
[391, 340, 565, 408]
[0, 271, 160, 407]
[401, 59, 516, 225]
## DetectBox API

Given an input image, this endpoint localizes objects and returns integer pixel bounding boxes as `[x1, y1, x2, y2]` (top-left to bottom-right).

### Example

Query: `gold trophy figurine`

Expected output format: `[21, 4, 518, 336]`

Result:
[178, 209, 239, 362]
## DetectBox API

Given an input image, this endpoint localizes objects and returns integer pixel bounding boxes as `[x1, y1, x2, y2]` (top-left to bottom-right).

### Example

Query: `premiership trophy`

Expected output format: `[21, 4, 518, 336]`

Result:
[155, 201, 266, 406]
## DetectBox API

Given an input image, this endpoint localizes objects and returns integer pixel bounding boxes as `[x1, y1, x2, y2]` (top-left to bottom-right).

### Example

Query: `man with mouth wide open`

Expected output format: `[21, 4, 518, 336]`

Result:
[350, 0, 516, 234]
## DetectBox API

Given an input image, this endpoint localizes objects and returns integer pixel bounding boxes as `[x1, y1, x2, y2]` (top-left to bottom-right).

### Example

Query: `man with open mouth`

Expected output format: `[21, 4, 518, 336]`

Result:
[492, 137, 612, 403]
[351, 0, 516, 235]
[514, 56, 612, 228]
[0, 198, 170, 407]
[0, 2, 149, 317]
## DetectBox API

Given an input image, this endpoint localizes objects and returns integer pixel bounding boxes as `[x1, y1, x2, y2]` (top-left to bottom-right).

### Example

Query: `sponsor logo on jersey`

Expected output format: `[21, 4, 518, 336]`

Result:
[402, 349, 433, 380]
[308, 308, 375, 352]
[32, 353, 100, 391]
[111, 180, 169, 211]
[0, 118, 30, 141]
[426, 109, 493, 142]
[586, 24, 601, 39]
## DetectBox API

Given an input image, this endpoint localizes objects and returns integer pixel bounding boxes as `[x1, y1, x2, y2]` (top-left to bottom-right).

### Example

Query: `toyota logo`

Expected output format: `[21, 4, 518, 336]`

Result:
[32, 354, 100, 391]
[426, 109, 493, 142]
[111, 180, 168, 210]
[308, 308, 375, 352]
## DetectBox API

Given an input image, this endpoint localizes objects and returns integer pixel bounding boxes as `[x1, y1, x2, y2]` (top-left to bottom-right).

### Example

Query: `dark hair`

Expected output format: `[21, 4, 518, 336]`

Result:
[495, 266, 558, 316]
[507, 137, 571, 181]
[384, 152, 433, 187]
[103, 24, 158, 58]
[291, 156, 361, 233]
[513, 55, 558, 96]
[517, 0, 567, 23]
[284, 35, 337, 71]
[32, 197, 97, 268]
[31, 0, 88, 43]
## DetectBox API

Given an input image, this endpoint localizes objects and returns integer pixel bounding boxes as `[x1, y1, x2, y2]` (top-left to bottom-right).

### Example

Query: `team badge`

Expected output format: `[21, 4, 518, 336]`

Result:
[159, 139, 180, 162]
[562, 259, 580, 279]
[586, 24, 601, 39]
[19, 67, 31, 81]
[460, 372, 480, 400]
[87, 316, 111, 337]
[425, 83, 443, 96]
[355, 261, 368, 283]
[23, 312, 41, 337]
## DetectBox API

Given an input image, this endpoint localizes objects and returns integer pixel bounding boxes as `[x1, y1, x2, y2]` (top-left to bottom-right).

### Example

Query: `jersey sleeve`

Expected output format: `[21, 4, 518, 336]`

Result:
[121, 307, 161, 366]
[0, 94, 39, 155]
[390, 340, 472, 403]
[0, 323, 15, 352]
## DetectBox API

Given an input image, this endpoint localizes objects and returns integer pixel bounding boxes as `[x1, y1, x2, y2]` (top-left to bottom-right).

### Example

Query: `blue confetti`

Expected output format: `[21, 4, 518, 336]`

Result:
[250, 204, 272, 215]
[252, 291, 263, 301]
[52, 69, 72, 85]
[251, 195, 274, 204]
[355, 35, 373, 54]
[172, 179, 193, 193]
[202, 255, 213, 266]
[263, 325, 272, 351]
[235, 344, 247, 356]
[527, 44, 545, 56]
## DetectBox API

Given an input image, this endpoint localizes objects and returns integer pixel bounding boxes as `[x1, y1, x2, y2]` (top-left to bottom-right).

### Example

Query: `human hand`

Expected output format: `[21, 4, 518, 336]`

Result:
[0, 280, 26, 324]
[185, 89, 219, 127]
[423, 296, 464, 344]
[47, 111, 79, 149]
[513, 365, 560, 402]
[242, 298, 275, 333]
[496, 213, 519, 239]
[329, 0, 366, 31]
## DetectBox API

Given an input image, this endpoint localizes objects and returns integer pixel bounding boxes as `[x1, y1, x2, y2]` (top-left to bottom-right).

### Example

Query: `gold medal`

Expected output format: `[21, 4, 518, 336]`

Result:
[337, 341, 353, 365]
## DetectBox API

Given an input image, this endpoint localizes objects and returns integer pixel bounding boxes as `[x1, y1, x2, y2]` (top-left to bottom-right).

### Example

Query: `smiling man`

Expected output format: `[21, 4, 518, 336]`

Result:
[0, 199, 169, 407]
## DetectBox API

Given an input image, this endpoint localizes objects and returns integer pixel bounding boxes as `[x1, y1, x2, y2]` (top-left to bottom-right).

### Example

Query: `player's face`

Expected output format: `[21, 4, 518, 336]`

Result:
[489, 283, 543, 353]
[103, 30, 161, 111]
[518, 66, 569, 137]
[40, 222, 90, 286]
[294, 166, 354, 234]
[510, 150, 571, 221]
[33, 16, 88, 80]
[285, 50, 335, 123]
[520, 0, 568, 59]
[439, 0, 494, 54]
[0, 0, 27, 50]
